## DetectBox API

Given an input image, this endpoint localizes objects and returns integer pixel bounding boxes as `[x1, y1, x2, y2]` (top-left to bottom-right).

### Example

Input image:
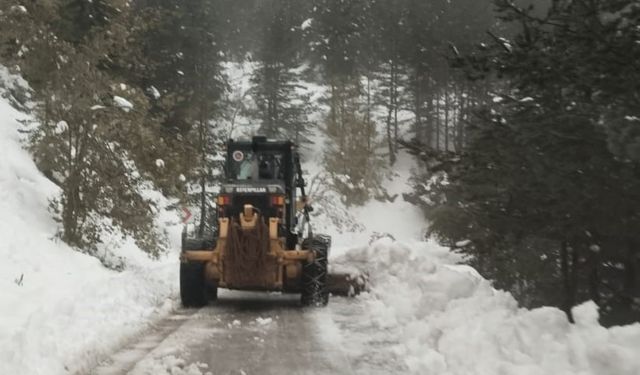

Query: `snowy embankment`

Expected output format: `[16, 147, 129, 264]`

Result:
[301, 126, 640, 374]
[0, 68, 181, 375]
[332, 239, 640, 375]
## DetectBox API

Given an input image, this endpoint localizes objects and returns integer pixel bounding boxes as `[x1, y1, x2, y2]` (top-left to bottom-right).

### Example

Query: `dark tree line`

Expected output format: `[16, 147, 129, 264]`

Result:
[0, 0, 497, 242]
[424, 0, 640, 325]
[299, 0, 497, 204]
[0, 0, 499, 252]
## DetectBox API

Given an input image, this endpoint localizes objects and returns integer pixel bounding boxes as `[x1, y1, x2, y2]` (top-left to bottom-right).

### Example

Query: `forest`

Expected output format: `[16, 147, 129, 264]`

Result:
[0, 0, 639, 325]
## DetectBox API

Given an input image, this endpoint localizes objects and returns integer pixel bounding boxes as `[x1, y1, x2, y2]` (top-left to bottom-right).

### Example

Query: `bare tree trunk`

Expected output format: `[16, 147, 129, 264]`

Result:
[623, 239, 637, 310]
[444, 87, 450, 152]
[366, 74, 372, 154]
[435, 95, 441, 152]
[392, 63, 399, 160]
[571, 244, 579, 315]
[451, 88, 458, 152]
[425, 92, 434, 150]
[198, 108, 208, 238]
[339, 80, 347, 174]
[588, 245, 600, 306]
[329, 80, 337, 136]
[561, 241, 576, 322]
[385, 62, 398, 164]
[456, 86, 466, 152]
[413, 70, 423, 143]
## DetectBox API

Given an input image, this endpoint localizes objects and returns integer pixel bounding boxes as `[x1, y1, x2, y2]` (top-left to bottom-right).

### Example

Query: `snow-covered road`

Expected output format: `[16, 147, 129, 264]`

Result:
[91, 292, 377, 375]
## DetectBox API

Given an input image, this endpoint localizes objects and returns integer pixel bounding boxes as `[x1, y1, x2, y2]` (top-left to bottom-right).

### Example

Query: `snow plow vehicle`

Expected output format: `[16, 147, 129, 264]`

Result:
[180, 136, 362, 307]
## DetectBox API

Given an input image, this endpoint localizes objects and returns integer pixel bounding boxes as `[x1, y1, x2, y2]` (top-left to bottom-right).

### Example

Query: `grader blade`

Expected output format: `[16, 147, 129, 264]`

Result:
[327, 270, 368, 296]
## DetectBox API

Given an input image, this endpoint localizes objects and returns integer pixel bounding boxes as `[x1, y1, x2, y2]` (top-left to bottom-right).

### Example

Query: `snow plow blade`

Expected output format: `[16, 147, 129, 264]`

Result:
[327, 271, 368, 296]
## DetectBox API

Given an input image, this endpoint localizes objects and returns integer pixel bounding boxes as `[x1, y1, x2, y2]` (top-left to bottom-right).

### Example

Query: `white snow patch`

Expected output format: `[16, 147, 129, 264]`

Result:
[114, 95, 134, 112]
[455, 239, 471, 247]
[301, 18, 313, 30]
[11, 5, 28, 14]
[148, 85, 161, 99]
[255, 317, 273, 326]
[55, 120, 68, 134]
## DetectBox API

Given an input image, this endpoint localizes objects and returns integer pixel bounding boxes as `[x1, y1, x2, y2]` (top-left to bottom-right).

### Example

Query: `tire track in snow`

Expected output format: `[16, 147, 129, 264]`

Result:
[89, 309, 200, 375]
[90, 290, 362, 375]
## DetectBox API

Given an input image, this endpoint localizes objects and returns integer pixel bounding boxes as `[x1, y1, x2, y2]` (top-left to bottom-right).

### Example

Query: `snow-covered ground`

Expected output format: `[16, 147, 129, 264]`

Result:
[0, 67, 183, 375]
[329, 239, 640, 375]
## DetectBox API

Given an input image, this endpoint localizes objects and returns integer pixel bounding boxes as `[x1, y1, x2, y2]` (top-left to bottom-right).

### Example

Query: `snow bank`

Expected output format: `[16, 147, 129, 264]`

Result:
[0, 70, 181, 375]
[335, 239, 640, 375]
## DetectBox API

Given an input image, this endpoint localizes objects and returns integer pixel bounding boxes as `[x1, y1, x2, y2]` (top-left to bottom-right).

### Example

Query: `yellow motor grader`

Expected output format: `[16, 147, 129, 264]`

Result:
[179, 136, 361, 307]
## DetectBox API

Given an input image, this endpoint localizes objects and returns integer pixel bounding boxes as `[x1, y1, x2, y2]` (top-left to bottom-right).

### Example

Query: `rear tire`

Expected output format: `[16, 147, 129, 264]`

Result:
[181, 228, 217, 306]
[301, 235, 331, 307]
[180, 261, 207, 307]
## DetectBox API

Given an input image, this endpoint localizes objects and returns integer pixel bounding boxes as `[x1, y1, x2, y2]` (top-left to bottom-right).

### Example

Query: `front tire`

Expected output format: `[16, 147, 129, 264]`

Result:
[180, 261, 207, 307]
[301, 235, 331, 307]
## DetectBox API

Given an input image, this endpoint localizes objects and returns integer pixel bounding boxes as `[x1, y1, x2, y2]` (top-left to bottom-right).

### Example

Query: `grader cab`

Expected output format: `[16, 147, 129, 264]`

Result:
[180, 137, 337, 307]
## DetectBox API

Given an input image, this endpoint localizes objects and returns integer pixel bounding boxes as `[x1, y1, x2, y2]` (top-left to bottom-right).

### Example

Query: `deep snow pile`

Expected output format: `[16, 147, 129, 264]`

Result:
[0, 67, 182, 375]
[332, 239, 640, 375]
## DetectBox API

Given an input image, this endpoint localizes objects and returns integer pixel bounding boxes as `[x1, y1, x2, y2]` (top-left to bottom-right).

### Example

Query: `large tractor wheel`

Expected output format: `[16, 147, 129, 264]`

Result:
[180, 261, 207, 307]
[181, 234, 217, 304]
[301, 235, 331, 307]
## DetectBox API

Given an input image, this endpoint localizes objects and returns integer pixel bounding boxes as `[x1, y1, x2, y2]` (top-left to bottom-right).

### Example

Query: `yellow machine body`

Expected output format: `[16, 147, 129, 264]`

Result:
[181, 205, 314, 292]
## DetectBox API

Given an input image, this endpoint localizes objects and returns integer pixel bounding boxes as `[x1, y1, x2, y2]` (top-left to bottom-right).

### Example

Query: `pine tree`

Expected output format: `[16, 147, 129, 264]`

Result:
[0, 0, 170, 258]
[125, 0, 229, 235]
[249, 0, 315, 144]
[307, 0, 385, 205]
[56, 0, 119, 43]
[429, 0, 640, 324]
[369, 0, 408, 164]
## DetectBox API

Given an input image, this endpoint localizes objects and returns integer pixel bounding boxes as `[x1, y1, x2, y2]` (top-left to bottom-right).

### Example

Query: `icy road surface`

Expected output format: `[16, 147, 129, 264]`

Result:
[91, 290, 398, 375]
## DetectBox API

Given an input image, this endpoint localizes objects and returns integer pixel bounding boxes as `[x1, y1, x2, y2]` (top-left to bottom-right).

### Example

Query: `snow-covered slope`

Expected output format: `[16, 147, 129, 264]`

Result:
[0, 68, 182, 375]
[331, 239, 640, 375]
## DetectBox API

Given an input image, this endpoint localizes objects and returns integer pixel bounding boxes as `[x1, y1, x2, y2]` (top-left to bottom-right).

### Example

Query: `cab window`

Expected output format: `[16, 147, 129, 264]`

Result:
[228, 151, 284, 181]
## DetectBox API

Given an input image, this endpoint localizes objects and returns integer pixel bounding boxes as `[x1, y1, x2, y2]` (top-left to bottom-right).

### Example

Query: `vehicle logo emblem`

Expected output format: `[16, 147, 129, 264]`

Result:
[232, 150, 244, 162]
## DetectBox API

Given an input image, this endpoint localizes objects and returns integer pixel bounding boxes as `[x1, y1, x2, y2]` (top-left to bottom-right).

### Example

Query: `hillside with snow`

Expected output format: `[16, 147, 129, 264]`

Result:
[0, 68, 182, 374]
